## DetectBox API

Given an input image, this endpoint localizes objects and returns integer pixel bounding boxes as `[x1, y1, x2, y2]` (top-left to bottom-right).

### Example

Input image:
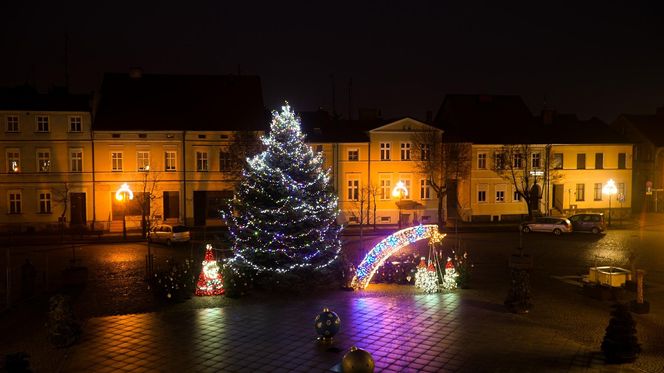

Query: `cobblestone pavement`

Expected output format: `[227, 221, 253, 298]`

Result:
[60, 281, 663, 373]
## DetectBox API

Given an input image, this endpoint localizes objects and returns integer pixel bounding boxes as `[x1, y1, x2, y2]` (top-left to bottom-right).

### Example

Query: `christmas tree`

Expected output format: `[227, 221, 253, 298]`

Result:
[414, 257, 427, 289]
[442, 257, 458, 290]
[195, 244, 224, 296]
[225, 104, 341, 275]
[422, 261, 440, 293]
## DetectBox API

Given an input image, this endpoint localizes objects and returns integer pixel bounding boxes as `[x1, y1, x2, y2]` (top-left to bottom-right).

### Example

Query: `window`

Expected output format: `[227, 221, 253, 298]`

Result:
[420, 143, 431, 161]
[220, 150, 232, 172]
[196, 151, 208, 171]
[37, 149, 50, 172]
[39, 192, 51, 213]
[165, 151, 177, 172]
[70, 149, 83, 172]
[513, 190, 521, 202]
[595, 153, 604, 169]
[380, 143, 391, 160]
[6, 149, 20, 173]
[36, 116, 49, 132]
[577, 154, 586, 169]
[496, 190, 505, 202]
[576, 184, 585, 201]
[136, 151, 150, 171]
[6, 115, 19, 132]
[494, 152, 505, 169]
[69, 116, 82, 132]
[111, 152, 123, 172]
[379, 174, 391, 200]
[618, 153, 626, 169]
[553, 153, 563, 169]
[348, 149, 359, 161]
[618, 183, 626, 198]
[512, 153, 523, 169]
[478, 190, 486, 202]
[8, 191, 21, 214]
[400, 142, 411, 160]
[347, 175, 360, 201]
[594, 183, 602, 201]
[477, 153, 487, 169]
[531, 153, 541, 168]
[398, 176, 412, 197]
[420, 179, 431, 199]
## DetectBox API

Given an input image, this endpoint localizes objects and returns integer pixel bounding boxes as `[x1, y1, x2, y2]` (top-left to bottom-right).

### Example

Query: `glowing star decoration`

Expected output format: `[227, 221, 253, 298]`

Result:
[195, 244, 224, 296]
[115, 183, 134, 201]
[442, 257, 458, 291]
[223, 104, 342, 274]
[351, 225, 445, 289]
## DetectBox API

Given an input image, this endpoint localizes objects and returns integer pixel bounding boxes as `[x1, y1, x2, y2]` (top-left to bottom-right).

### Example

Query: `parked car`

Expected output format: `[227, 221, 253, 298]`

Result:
[148, 224, 191, 246]
[520, 217, 572, 235]
[568, 213, 605, 234]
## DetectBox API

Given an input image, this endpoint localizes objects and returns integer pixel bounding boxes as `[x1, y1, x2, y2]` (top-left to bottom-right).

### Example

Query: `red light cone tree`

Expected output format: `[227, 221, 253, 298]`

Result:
[195, 244, 224, 296]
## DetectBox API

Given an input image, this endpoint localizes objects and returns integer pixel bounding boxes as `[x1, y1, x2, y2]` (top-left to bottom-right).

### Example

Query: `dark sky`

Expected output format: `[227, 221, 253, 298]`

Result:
[2, 1, 664, 122]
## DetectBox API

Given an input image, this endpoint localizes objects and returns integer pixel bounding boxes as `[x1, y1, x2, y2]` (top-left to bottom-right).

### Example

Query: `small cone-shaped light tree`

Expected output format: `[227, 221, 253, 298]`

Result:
[224, 104, 341, 275]
[414, 257, 427, 289]
[195, 244, 224, 296]
[442, 257, 458, 290]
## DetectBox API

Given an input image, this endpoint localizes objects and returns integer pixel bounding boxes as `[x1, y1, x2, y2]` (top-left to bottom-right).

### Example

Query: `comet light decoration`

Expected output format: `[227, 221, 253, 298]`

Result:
[351, 224, 444, 289]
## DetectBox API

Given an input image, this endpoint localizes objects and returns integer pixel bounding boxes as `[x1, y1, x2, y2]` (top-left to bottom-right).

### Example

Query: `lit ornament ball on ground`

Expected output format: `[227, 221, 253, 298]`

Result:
[315, 308, 340, 341]
[341, 346, 375, 373]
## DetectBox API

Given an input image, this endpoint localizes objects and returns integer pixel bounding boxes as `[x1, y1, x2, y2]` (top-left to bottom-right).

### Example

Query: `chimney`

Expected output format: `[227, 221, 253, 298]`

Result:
[129, 67, 143, 79]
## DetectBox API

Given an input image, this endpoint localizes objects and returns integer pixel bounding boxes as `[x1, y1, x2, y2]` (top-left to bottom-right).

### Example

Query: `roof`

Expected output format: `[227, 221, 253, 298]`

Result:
[533, 113, 628, 144]
[434, 94, 536, 144]
[615, 113, 664, 147]
[298, 109, 387, 143]
[0, 85, 90, 112]
[94, 73, 266, 131]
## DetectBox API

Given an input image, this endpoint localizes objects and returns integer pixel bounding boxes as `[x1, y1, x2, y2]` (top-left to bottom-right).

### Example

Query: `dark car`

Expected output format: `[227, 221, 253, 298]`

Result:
[568, 213, 605, 234]
[520, 217, 572, 235]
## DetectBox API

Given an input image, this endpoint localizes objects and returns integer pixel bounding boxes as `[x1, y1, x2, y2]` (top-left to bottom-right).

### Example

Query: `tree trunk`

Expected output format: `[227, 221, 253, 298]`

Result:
[437, 191, 445, 230]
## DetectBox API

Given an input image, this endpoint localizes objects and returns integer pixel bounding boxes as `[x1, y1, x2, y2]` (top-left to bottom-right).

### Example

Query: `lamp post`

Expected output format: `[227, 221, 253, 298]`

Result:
[602, 179, 617, 228]
[392, 181, 408, 229]
[116, 183, 134, 240]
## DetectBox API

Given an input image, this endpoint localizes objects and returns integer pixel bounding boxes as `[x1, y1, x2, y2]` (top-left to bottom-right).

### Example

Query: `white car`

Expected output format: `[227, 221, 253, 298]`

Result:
[148, 224, 191, 245]
[520, 217, 572, 236]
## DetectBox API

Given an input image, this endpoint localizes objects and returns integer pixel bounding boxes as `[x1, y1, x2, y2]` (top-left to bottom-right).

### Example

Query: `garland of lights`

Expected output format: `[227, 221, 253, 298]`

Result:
[195, 244, 224, 296]
[223, 104, 342, 274]
[351, 225, 445, 289]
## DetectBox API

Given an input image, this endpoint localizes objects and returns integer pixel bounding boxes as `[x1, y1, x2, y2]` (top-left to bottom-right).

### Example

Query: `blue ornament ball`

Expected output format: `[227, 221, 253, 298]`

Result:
[315, 307, 340, 340]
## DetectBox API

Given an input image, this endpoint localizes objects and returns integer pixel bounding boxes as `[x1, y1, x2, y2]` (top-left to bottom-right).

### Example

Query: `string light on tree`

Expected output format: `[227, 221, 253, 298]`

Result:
[223, 104, 342, 274]
[414, 257, 427, 289]
[442, 257, 459, 290]
[195, 244, 224, 296]
[421, 261, 440, 293]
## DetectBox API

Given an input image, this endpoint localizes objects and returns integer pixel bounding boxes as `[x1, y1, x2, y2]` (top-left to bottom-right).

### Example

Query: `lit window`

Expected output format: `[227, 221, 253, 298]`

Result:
[112, 152, 123, 172]
[380, 143, 391, 161]
[6, 116, 19, 132]
[196, 151, 208, 171]
[6, 149, 20, 173]
[400, 142, 411, 160]
[70, 149, 83, 172]
[36, 116, 49, 132]
[37, 149, 51, 172]
[8, 192, 21, 214]
[165, 151, 177, 171]
[69, 116, 82, 132]
[348, 149, 359, 161]
[137, 151, 150, 171]
[39, 192, 52, 213]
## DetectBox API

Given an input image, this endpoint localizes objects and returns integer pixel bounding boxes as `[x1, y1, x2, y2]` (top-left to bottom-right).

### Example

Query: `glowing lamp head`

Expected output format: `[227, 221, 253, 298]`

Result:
[115, 183, 134, 201]
[392, 181, 408, 198]
[603, 179, 617, 196]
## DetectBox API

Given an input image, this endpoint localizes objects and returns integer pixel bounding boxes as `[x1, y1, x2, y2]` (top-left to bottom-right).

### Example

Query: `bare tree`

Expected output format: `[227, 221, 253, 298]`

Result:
[226, 131, 262, 183]
[52, 182, 70, 240]
[134, 170, 161, 239]
[493, 144, 555, 220]
[412, 130, 471, 227]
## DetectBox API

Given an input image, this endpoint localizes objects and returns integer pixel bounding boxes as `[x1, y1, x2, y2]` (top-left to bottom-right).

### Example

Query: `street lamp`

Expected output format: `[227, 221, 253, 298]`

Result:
[392, 181, 408, 229]
[116, 183, 134, 240]
[602, 179, 617, 227]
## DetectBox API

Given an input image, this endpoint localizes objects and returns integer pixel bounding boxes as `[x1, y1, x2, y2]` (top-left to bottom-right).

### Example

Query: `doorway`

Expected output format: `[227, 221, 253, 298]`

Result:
[553, 184, 564, 214]
[70, 193, 86, 226]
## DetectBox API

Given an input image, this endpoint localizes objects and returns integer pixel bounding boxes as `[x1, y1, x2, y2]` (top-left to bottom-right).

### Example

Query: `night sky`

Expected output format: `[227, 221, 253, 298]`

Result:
[2, 1, 664, 122]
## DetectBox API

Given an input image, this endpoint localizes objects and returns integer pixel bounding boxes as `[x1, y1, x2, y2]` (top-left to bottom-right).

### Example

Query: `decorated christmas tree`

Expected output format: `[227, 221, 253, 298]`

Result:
[442, 257, 458, 290]
[414, 257, 427, 289]
[224, 104, 341, 277]
[195, 244, 224, 296]
[422, 261, 440, 293]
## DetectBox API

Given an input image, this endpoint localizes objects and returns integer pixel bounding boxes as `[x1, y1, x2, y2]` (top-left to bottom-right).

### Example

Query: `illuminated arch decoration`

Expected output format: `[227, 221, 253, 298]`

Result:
[351, 224, 445, 289]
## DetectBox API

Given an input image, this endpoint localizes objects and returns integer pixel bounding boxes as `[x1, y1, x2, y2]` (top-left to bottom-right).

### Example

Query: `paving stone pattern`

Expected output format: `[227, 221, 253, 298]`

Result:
[61, 288, 630, 373]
